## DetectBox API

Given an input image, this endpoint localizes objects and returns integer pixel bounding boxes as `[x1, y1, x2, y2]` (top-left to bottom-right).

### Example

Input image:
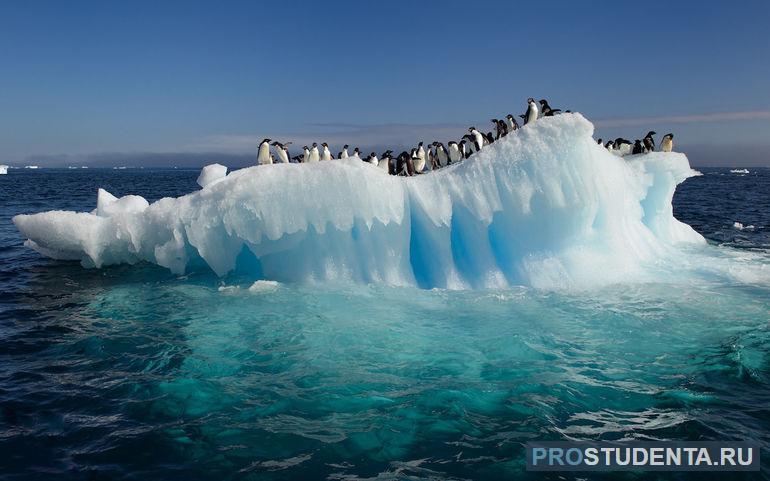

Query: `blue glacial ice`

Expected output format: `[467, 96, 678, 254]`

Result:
[13, 113, 719, 289]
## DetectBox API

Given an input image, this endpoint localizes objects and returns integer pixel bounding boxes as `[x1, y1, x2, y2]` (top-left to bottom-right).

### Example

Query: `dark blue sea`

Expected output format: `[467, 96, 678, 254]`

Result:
[1, 167, 769, 480]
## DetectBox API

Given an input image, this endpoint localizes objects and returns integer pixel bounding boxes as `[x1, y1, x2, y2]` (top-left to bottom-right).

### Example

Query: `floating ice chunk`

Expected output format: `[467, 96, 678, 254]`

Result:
[95, 188, 149, 217]
[197, 163, 228, 188]
[13, 114, 712, 290]
[733, 222, 755, 231]
[248, 280, 280, 292]
[0, 165, 8, 175]
[730, 169, 750, 174]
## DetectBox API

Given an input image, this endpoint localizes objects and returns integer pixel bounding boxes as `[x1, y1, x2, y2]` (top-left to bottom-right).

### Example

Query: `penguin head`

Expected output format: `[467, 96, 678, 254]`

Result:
[665, 133, 674, 139]
[634, 139, 642, 145]
[539, 99, 549, 106]
[343, 144, 349, 149]
[322, 142, 328, 147]
[645, 131, 657, 138]
[506, 114, 514, 119]
[270, 141, 279, 146]
[527, 98, 535, 104]
[468, 126, 476, 132]
[262, 138, 271, 144]
[418, 141, 423, 147]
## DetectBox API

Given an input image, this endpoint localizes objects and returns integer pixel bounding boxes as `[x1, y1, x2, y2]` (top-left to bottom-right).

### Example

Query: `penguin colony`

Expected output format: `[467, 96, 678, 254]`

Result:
[257, 98, 675, 175]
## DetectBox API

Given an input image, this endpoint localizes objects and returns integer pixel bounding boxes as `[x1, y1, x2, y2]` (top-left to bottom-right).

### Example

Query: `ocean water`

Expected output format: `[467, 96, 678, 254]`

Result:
[0, 167, 769, 480]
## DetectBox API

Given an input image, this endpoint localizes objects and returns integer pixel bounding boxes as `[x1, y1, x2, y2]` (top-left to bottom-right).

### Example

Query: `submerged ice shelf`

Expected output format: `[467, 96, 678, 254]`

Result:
[13, 114, 709, 289]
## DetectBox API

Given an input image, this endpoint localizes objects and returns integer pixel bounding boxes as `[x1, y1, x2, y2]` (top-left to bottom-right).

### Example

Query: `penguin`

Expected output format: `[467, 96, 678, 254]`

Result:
[461, 134, 477, 156]
[506, 114, 519, 132]
[321, 142, 333, 161]
[301, 145, 310, 163]
[433, 142, 449, 167]
[613, 138, 632, 156]
[643, 131, 656, 153]
[469, 127, 484, 151]
[660, 133, 674, 152]
[447, 141, 462, 163]
[459, 139, 469, 159]
[415, 142, 426, 172]
[485, 132, 495, 145]
[308, 143, 320, 162]
[258, 138, 272, 165]
[426, 144, 438, 170]
[522, 98, 538, 126]
[539, 99, 562, 117]
[597, 139, 603, 145]
[353, 147, 362, 159]
[632, 140, 644, 155]
[338, 144, 349, 159]
[367, 152, 379, 166]
[378, 151, 392, 172]
[604, 140, 615, 152]
[271, 141, 291, 163]
[413, 147, 426, 173]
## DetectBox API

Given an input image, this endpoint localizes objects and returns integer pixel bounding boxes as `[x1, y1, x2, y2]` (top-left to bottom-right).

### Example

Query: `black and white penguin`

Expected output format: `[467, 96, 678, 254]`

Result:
[379, 151, 392, 172]
[338, 144, 349, 159]
[414, 142, 426, 172]
[459, 139, 469, 159]
[660, 133, 674, 152]
[506, 114, 519, 132]
[522, 98, 538, 125]
[258, 138, 272, 165]
[426, 144, 437, 170]
[643, 131, 656, 153]
[271, 141, 291, 163]
[301, 145, 310, 163]
[632, 140, 644, 155]
[597, 138, 603, 145]
[613, 138, 632, 156]
[604, 140, 615, 153]
[321, 142, 333, 161]
[469, 127, 484, 151]
[447, 141, 462, 163]
[308, 143, 320, 162]
[539, 99, 562, 117]
[353, 147, 362, 159]
[433, 142, 449, 167]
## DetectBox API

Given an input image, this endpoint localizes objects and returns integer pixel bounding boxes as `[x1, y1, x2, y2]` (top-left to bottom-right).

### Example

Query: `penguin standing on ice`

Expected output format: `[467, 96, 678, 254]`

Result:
[433, 142, 449, 167]
[447, 141, 462, 163]
[660, 133, 674, 152]
[258, 138, 272, 164]
[321, 142, 333, 161]
[643, 131, 656, 153]
[632, 140, 644, 155]
[413, 146, 426, 173]
[271, 141, 291, 163]
[506, 114, 519, 132]
[522, 98, 539, 125]
[614, 138, 633, 156]
[339, 144, 349, 159]
[469, 127, 485, 151]
[539, 99, 561, 117]
[308, 143, 320, 162]
[366, 152, 379, 166]
[415, 142, 426, 172]
[604, 140, 615, 152]
[353, 147, 362, 159]
[459, 139, 469, 159]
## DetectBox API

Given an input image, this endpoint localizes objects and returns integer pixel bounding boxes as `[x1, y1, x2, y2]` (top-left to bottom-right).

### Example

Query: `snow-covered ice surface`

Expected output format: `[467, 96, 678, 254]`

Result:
[12, 114, 768, 289]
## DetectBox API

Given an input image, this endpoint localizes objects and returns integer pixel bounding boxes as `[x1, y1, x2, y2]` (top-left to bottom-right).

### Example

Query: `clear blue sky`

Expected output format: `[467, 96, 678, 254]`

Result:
[1, 0, 769, 166]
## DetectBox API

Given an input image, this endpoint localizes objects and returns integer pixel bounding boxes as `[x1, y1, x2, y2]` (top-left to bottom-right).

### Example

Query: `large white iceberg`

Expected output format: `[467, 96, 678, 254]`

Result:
[13, 114, 707, 289]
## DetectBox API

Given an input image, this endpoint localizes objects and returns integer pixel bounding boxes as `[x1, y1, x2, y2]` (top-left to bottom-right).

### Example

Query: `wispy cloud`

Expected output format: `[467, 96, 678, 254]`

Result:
[594, 110, 770, 128]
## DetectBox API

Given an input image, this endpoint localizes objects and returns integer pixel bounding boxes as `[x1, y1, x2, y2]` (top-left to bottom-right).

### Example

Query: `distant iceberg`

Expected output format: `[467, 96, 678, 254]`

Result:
[13, 114, 707, 289]
[0, 165, 7, 175]
[730, 169, 750, 174]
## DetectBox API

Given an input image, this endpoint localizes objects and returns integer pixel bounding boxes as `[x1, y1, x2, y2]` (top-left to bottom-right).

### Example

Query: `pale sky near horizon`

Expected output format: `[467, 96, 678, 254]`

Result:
[1, 1, 769, 166]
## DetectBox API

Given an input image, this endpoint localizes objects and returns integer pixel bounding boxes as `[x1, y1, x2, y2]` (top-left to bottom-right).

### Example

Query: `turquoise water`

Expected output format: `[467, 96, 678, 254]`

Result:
[1, 169, 769, 480]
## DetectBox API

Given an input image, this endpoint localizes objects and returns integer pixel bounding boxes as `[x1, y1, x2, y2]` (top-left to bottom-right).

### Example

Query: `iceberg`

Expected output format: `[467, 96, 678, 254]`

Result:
[0, 165, 8, 175]
[13, 114, 707, 289]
